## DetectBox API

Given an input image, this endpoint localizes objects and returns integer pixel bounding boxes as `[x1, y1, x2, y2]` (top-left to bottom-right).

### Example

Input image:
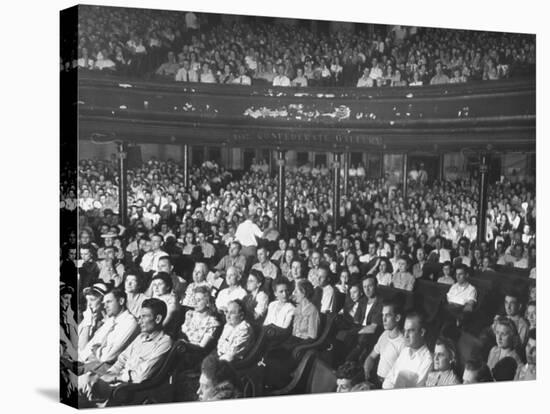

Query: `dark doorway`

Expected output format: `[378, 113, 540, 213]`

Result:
[243, 148, 255, 171]
[192, 146, 204, 167]
[207, 147, 222, 165]
[408, 154, 440, 184]
[366, 153, 383, 179]
[350, 152, 363, 166]
[315, 153, 327, 167]
[297, 151, 309, 165]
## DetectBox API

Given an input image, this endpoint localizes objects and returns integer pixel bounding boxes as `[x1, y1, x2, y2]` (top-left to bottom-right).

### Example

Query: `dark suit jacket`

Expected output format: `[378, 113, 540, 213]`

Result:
[357, 296, 384, 327]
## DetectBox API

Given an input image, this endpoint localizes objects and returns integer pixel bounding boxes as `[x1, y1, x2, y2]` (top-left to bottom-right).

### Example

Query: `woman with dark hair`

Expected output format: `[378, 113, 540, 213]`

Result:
[124, 271, 147, 318]
[197, 354, 241, 401]
[243, 269, 269, 323]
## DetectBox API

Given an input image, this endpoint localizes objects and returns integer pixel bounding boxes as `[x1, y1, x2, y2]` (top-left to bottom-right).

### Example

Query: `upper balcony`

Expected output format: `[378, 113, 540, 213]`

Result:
[75, 71, 535, 153]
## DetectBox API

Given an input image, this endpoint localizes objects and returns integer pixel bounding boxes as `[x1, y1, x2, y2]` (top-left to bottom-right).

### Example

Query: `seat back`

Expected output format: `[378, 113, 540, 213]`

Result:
[307, 357, 337, 394]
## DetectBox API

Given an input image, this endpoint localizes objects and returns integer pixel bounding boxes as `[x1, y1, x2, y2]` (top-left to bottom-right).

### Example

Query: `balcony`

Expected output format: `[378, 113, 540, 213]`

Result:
[75, 72, 535, 152]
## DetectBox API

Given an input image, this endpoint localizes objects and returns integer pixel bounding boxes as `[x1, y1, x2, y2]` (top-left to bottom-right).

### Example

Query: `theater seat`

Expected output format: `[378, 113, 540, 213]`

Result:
[270, 350, 337, 396]
[106, 341, 187, 406]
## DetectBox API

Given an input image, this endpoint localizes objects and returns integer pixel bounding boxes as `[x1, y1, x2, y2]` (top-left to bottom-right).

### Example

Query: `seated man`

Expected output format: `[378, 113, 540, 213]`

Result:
[251, 247, 280, 281]
[364, 300, 405, 388]
[312, 267, 335, 314]
[502, 291, 529, 345]
[462, 359, 493, 384]
[515, 328, 536, 381]
[382, 311, 433, 389]
[214, 241, 247, 277]
[445, 264, 477, 320]
[217, 300, 255, 362]
[215, 266, 247, 313]
[78, 298, 173, 404]
[336, 361, 370, 392]
[345, 276, 384, 362]
[79, 289, 139, 373]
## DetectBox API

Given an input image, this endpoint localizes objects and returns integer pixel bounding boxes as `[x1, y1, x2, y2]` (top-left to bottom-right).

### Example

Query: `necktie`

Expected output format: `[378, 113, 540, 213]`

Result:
[240, 76, 243, 84]
[186, 71, 189, 82]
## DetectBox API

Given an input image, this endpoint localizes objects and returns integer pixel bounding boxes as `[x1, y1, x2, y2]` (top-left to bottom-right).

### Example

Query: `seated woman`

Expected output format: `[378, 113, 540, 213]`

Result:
[264, 278, 295, 330]
[124, 272, 147, 319]
[217, 300, 255, 362]
[375, 258, 392, 286]
[181, 262, 210, 309]
[335, 269, 350, 294]
[243, 269, 269, 324]
[264, 279, 320, 389]
[426, 337, 460, 386]
[150, 272, 180, 332]
[487, 316, 523, 370]
[197, 353, 241, 401]
[181, 286, 221, 360]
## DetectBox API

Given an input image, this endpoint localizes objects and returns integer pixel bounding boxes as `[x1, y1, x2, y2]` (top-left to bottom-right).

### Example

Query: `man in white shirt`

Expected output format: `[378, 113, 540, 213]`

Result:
[232, 64, 252, 85]
[432, 237, 451, 263]
[364, 300, 406, 387]
[446, 265, 477, 310]
[382, 312, 433, 389]
[140, 234, 169, 273]
[79, 289, 139, 371]
[251, 247, 280, 281]
[175, 60, 198, 82]
[235, 214, 264, 257]
[215, 267, 247, 312]
[273, 64, 291, 87]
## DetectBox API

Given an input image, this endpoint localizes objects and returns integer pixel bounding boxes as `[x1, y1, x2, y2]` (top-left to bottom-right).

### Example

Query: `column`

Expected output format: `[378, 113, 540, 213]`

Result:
[333, 152, 342, 229]
[117, 141, 128, 227]
[269, 149, 274, 177]
[277, 149, 286, 234]
[343, 151, 349, 197]
[477, 154, 489, 245]
[439, 153, 445, 182]
[379, 152, 384, 179]
[402, 152, 408, 196]
[183, 143, 189, 190]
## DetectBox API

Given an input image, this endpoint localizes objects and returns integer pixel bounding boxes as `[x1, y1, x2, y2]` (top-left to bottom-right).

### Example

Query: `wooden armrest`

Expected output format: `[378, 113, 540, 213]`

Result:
[270, 350, 316, 396]
[292, 313, 337, 361]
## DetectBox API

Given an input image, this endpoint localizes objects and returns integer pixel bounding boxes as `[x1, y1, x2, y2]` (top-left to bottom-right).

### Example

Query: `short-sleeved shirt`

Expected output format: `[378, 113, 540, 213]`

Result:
[217, 320, 254, 362]
[373, 331, 406, 378]
[181, 311, 220, 346]
[392, 272, 415, 291]
[447, 282, 477, 306]
[264, 301, 295, 329]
